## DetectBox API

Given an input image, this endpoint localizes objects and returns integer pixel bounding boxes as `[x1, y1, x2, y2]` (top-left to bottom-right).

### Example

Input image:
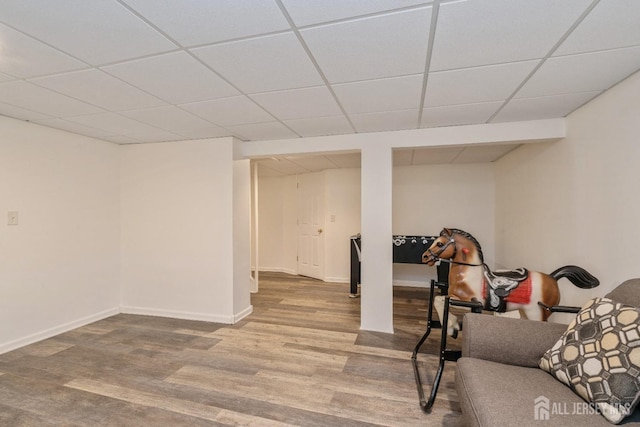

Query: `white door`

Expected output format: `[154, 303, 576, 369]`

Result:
[297, 172, 325, 280]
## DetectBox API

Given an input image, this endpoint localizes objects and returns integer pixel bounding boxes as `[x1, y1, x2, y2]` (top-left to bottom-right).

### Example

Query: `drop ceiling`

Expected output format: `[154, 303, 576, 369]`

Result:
[255, 144, 520, 177]
[1, 0, 639, 160]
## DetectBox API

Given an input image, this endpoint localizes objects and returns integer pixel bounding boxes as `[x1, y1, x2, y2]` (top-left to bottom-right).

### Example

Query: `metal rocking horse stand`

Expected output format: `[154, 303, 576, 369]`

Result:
[411, 273, 482, 414]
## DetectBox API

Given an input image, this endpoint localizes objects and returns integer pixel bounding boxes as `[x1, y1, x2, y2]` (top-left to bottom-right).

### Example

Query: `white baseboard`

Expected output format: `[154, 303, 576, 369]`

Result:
[259, 271, 350, 284]
[324, 276, 350, 284]
[1, 303, 258, 356]
[233, 305, 253, 323]
[393, 280, 430, 288]
[259, 267, 297, 275]
[0, 306, 120, 355]
[120, 305, 234, 324]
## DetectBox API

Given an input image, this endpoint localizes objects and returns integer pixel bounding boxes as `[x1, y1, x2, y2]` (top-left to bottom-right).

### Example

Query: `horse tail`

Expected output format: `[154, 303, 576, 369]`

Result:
[549, 265, 600, 289]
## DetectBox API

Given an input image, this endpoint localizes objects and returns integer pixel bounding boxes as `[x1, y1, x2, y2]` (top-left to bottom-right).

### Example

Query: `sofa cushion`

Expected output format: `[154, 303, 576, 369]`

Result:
[606, 279, 640, 308]
[462, 313, 568, 367]
[456, 358, 614, 426]
[539, 297, 640, 424]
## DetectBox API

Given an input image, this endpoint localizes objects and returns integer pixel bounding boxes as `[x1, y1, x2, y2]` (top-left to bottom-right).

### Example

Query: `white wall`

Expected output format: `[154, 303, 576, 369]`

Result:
[258, 163, 495, 286]
[255, 176, 284, 272]
[0, 117, 120, 353]
[256, 174, 297, 274]
[120, 138, 247, 323]
[324, 168, 361, 282]
[281, 175, 298, 275]
[495, 70, 640, 313]
[233, 159, 252, 320]
[393, 163, 496, 284]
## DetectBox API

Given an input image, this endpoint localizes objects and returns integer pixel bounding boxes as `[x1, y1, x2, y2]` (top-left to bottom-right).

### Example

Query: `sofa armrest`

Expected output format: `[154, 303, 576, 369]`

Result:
[461, 313, 569, 368]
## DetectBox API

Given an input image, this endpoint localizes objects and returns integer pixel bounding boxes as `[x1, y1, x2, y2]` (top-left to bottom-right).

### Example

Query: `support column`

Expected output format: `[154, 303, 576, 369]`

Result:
[360, 145, 394, 333]
[233, 159, 253, 322]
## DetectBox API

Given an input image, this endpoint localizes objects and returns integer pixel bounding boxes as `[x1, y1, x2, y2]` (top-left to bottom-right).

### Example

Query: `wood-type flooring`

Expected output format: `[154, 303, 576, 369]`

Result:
[0, 272, 462, 426]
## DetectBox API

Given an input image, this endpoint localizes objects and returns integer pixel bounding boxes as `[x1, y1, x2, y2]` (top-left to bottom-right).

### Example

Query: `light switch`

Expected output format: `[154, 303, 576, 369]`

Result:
[8, 211, 18, 225]
[330, 214, 336, 223]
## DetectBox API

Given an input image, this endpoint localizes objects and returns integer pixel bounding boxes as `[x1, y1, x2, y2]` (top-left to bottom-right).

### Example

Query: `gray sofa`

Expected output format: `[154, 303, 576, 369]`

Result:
[455, 279, 640, 426]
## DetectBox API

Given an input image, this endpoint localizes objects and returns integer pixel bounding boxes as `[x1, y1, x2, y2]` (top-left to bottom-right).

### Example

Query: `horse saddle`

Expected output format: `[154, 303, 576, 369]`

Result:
[483, 267, 529, 311]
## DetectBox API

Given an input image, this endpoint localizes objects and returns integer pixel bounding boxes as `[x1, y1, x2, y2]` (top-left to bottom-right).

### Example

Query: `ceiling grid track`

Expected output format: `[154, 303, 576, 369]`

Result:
[274, 0, 357, 133]
[416, 0, 441, 129]
[114, 0, 302, 141]
[487, 0, 602, 123]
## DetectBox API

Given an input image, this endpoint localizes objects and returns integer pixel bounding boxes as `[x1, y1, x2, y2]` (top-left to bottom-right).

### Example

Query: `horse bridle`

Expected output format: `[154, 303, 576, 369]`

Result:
[427, 234, 483, 267]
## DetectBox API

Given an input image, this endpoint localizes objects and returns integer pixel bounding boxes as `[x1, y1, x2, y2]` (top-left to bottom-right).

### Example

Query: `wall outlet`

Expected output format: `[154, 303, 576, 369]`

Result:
[8, 211, 18, 226]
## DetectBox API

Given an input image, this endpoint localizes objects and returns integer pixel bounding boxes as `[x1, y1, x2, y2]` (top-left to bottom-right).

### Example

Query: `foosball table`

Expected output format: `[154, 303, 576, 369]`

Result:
[349, 234, 448, 296]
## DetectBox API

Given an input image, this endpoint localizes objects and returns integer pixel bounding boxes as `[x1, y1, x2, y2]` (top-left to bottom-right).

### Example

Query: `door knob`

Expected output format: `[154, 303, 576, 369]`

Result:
[318, 228, 323, 234]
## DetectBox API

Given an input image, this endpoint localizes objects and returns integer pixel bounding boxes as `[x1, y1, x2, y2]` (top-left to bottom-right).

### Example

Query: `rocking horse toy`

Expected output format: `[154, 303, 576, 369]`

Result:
[411, 227, 599, 413]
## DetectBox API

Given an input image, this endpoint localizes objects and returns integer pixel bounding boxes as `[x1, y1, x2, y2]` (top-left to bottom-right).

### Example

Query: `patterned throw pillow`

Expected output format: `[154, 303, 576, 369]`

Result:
[539, 297, 640, 424]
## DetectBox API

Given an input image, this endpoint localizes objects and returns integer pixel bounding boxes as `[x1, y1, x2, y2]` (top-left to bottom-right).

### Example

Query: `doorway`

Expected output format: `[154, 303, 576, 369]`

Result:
[251, 152, 361, 286]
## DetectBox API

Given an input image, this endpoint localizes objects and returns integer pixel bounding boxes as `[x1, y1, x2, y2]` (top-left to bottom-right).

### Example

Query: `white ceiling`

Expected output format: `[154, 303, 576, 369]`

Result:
[255, 144, 520, 177]
[1, 0, 640, 170]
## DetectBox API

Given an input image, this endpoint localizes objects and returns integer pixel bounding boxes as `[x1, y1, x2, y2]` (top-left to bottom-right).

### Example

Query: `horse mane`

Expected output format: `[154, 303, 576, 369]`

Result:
[444, 228, 485, 262]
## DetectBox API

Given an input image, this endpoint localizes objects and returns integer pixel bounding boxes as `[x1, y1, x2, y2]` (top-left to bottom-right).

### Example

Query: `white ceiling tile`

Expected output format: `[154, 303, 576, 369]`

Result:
[300, 7, 431, 83]
[119, 106, 217, 132]
[130, 131, 183, 143]
[0, 0, 176, 65]
[284, 115, 354, 137]
[493, 91, 602, 122]
[555, 0, 640, 56]
[453, 144, 519, 164]
[33, 118, 116, 139]
[256, 163, 286, 177]
[122, 0, 289, 46]
[102, 135, 142, 144]
[30, 69, 165, 111]
[171, 127, 233, 141]
[0, 81, 104, 117]
[0, 101, 53, 122]
[285, 156, 338, 172]
[180, 96, 274, 126]
[425, 61, 538, 107]
[256, 158, 309, 176]
[431, 0, 592, 71]
[0, 23, 87, 78]
[411, 147, 464, 164]
[325, 152, 361, 169]
[251, 86, 342, 120]
[351, 109, 419, 133]
[192, 32, 323, 94]
[333, 74, 423, 114]
[281, 0, 430, 26]
[102, 51, 238, 104]
[421, 101, 504, 128]
[0, 72, 14, 82]
[65, 112, 172, 139]
[516, 47, 640, 99]
[227, 122, 299, 141]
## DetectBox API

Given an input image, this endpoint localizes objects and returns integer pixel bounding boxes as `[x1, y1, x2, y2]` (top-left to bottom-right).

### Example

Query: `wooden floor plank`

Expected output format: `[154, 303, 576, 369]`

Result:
[0, 272, 462, 426]
[65, 378, 224, 422]
[0, 373, 221, 427]
[214, 409, 300, 427]
[166, 364, 336, 410]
